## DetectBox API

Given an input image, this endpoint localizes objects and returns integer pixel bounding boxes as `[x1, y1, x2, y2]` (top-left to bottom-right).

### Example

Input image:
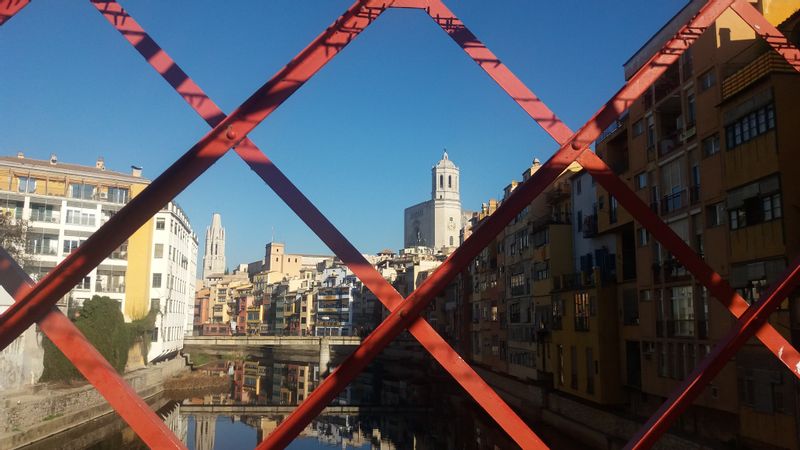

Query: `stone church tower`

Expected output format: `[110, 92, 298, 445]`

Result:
[203, 213, 226, 279]
[404, 151, 463, 252]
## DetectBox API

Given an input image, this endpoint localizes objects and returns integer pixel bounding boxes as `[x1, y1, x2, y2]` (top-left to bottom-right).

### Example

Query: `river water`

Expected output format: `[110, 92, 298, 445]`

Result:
[25, 339, 583, 449]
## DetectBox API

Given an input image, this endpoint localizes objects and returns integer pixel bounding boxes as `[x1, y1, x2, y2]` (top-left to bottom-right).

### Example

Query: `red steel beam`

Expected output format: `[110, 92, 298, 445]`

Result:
[0, 0, 381, 351]
[0, 0, 30, 26]
[261, 145, 576, 449]
[731, 0, 800, 71]
[423, 0, 574, 144]
[90, 1, 545, 447]
[624, 257, 800, 449]
[0, 249, 186, 450]
[263, 0, 737, 446]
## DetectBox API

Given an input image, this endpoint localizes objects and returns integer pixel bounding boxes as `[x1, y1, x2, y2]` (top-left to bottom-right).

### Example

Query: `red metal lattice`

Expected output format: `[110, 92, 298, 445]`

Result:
[1, 1, 799, 449]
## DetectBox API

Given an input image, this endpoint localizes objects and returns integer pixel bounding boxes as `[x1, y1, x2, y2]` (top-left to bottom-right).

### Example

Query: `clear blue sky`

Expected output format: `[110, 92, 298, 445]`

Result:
[0, 1, 685, 270]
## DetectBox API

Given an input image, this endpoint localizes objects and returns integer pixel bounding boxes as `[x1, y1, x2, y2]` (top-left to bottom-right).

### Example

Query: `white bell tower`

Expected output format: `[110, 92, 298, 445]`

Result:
[432, 150, 459, 201]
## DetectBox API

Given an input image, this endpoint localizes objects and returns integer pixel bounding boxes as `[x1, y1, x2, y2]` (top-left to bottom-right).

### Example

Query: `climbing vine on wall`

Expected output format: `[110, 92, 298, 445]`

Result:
[40, 296, 158, 382]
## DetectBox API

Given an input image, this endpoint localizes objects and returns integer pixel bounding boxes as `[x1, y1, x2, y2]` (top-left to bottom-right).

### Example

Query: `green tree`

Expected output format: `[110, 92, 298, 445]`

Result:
[0, 211, 34, 268]
[40, 296, 131, 381]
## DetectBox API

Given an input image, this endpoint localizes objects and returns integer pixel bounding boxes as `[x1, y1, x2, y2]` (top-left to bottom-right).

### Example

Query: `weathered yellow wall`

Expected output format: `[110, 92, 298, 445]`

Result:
[730, 220, 784, 263]
[124, 182, 153, 320]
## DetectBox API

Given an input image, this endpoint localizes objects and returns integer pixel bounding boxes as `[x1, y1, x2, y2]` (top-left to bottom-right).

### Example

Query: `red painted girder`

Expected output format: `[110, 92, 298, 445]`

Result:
[0, 0, 29, 26]
[260, 142, 579, 450]
[0, 0, 382, 351]
[624, 256, 800, 449]
[262, 0, 738, 446]
[423, 0, 574, 144]
[0, 249, 186, 450]
[90, 1, 545, 447]
[730, 0, 800, 71]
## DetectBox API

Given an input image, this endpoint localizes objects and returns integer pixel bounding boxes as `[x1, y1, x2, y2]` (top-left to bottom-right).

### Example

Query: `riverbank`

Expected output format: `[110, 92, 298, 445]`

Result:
[472, 366, 709, 450]
[0, 357, 187, 449]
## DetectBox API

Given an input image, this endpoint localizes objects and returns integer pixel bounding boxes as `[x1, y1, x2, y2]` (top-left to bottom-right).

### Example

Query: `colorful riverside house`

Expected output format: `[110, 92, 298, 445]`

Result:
[593, 3, 800, 446]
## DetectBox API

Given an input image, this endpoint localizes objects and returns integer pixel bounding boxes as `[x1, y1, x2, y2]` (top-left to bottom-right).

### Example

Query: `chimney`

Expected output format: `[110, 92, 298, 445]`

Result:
[131, 165, 142, 178]
[49, 153, 57, 165]
[95, 157, 105, 170]
[16, 152, 24, 159]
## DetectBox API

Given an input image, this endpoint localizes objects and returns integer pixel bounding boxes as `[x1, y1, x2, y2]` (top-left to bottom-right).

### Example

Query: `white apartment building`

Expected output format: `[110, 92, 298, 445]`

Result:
[148, 202, 198, 362]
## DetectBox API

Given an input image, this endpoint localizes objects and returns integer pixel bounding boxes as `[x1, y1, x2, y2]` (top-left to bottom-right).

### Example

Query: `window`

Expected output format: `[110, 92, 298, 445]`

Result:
[574, 292, 590, 331]
[107, 187, 129, 204]
[623, 289, 639, 325]
[156, 218, 165, 230]
[532, 228, 549, 247]
[533, 260, 549, 281]
[65, 210, 96, 226]
[671, 286, 694, 337]
[76, 276, 91, 290]
[706, 202, 725, 227]
[509, 303, 521, 323]
[725, 103, 775, 150]
[637, 227, 649, 246]
[29, 204, 53, 222]
[646, 115, 655, 149]
[576, 179, 582, 195]
[577, 211, 583, 232]
[154, 243, 164, 259]
[699, 69, 716, 91]
[632, 119, 644, 137]
[686, 92, 696, 126]
[552, 297, 564, 330]
[609, 196, 618, 224]
[635, 172, 648, 190]
[510, 272, 527, 296]
[640, 289, 652, 302]
[762, 193, 782, 221]
[702, 134, 720, 157]
[63, 239, 82, 254]
[448, 175, 452, 188]
[69, 183, 96, 199]
[18, 176, 36, 193]
[152, 273, 162, 288]
[728, 177, 782, 230]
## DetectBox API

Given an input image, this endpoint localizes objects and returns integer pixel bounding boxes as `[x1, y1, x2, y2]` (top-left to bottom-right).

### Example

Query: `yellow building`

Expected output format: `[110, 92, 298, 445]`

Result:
[0, 153, 199, 363]
[594, 2, 800, 446]
[0, 153, 150, 319]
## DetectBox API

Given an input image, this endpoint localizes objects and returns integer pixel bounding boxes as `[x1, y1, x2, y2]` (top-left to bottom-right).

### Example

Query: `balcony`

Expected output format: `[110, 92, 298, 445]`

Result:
[95, 283, 125, 293]
[660, 189, 688, 216]
[658, 130, 681, 157]
[663, 257, 690, 282]
[28, 246, 57, 256]
[657, 319, 695, 338]
[654, 63, 680, 103]
[29, 210, 60, 224]
[722, 51, 796, 100]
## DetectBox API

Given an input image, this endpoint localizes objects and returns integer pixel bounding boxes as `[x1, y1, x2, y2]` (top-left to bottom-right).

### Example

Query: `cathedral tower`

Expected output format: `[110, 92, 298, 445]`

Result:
[404, 151, 463, 252]
[203, 213, 226, 279]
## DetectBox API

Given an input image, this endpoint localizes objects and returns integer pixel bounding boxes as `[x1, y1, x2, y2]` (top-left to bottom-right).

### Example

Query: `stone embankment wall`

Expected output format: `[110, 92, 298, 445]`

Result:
[473, 367, 708, 450]
[0, 358, 186, 449]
